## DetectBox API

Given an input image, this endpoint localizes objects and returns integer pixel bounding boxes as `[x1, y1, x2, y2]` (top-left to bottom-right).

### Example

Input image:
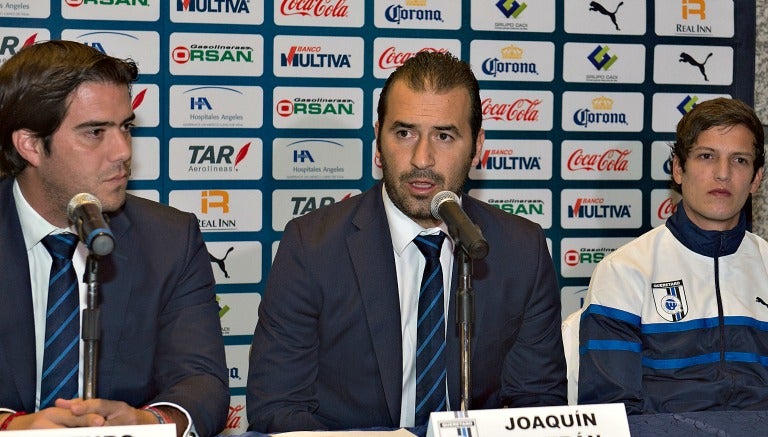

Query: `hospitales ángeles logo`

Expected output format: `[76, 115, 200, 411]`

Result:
[169, 85, 263, 128]
[652, 280, 688, 322]
[375, 0, 460, 29]
[61, 30, 160, 74]
[273, 138, 363, 180]
[62, 0, 159, 21]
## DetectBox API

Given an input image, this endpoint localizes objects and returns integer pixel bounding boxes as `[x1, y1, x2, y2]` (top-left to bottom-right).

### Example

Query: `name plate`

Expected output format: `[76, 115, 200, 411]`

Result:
[427, 403, 630, 437]
[0, 423, 175, 437]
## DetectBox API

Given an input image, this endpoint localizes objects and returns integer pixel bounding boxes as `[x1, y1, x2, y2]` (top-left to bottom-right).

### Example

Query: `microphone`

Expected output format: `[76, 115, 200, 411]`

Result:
[67, 193, 115, 256]
[430, 191, 489, 260]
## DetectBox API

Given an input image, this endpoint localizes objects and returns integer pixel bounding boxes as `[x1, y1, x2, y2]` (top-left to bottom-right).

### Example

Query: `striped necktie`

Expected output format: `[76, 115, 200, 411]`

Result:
[412, 232, 447, 425]
[40, 233, 80, 409]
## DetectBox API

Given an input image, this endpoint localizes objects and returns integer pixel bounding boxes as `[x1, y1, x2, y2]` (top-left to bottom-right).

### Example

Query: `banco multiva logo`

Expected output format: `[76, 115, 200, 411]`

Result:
[274, 36, 363, 78]
[172, 0, 263, 24]
[561, 189, 641, 229]
[469, 140, 552, 181]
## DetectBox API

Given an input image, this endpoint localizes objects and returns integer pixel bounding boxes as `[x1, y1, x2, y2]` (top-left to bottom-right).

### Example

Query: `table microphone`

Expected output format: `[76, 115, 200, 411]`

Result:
[67, 193, 115, 256]
[430, 191, 489, 260]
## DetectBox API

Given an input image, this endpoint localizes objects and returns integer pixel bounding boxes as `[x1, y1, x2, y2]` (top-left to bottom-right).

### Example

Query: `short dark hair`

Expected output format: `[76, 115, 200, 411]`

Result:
[377, 51, 482, 155]
[0, 40, 139, 176]
[671, 97, 765, 193]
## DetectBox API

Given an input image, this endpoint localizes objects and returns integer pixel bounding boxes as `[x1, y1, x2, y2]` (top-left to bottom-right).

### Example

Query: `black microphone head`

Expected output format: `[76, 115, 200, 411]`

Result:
[430, 190, 460, 221]
[67, 193, 102, 222]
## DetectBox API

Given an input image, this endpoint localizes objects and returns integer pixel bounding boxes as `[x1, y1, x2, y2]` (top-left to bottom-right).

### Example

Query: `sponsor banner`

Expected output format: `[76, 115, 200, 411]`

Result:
[561, 286, 588, 321]
[132, 84, 160, 128]
[561, 91, 644, 132]
[207, 241, 263, 285]
[650, 189, 681, 228]
[169, 85, 264, 128]
[470, 0, 555, 32]
[561, 140, 642, 180]
[274, 0, 364, 28]
[562, 42, 645, 84]
[168, 189, 263, 232]
[218, 293, 262, 337]
[272, 189, 361, 231]
[273, 86, 363, 129]
[169, 32, 264, 77]
[655, 0, 734, 37]
[274, 35, 364, 78]
[653, 45, 733, 85]
[560, 237, 634, 278]
[0, 1, 49, 18]
[273, 138, 363, 180]
[374, 0, 461, 30]
[468, 188, 552, 229]
[62, 0, 160, 22]
[221, 396, 247, 436]
[224, 344, 249, 388]
[171, 0, 264, 25]
[469, 140, 552, 180]
[481, 90, 553, 131]
[651, 140, 674, 181]
[651, 92, 730, 133]
[471, 40, 554, 82]
[62, 29, 160, 74]
[564, 0, 646, 35]
[130, 137, 160, 181]
[127, 189, 160, 203]
[372, 37, 461, 79]
[561, 189, 642, 229]
[0, 28, 50, 64]
[169, 138, 263, 181]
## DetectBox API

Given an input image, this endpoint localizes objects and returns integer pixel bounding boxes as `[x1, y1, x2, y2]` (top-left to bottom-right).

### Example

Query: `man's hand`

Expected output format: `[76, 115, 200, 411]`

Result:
[56, 399, 187, 437]
[0, 406, 104, 430]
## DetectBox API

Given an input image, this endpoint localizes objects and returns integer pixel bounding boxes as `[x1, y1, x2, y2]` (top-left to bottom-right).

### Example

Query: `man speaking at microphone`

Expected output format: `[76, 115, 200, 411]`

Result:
[247, 51, 567, 432]
[0, 41, 228, 436]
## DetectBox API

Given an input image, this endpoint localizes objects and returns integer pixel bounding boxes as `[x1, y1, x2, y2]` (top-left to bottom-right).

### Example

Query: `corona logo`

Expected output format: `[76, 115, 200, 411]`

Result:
[501, 45, 523, 59]
[406, 0, 427, 5]
[592, 96, 613, 111]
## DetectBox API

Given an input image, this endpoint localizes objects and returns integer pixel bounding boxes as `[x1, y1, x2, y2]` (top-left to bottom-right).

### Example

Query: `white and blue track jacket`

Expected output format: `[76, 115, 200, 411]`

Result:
[578, 206, 768, 414]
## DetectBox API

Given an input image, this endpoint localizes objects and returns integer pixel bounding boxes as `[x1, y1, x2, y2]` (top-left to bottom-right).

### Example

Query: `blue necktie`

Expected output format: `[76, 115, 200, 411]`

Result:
[40, 233, 80, 409]
[413, 232, 447, 425]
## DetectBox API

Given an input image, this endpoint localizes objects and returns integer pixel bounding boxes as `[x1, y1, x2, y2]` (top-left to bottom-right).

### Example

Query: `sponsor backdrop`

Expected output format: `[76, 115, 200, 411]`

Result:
[0, 0, 756, 433]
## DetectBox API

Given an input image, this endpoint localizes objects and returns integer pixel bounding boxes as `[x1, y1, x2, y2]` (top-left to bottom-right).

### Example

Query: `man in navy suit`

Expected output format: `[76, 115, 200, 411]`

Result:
[247, 51, 567, 432]
[0, 41, 228, 436]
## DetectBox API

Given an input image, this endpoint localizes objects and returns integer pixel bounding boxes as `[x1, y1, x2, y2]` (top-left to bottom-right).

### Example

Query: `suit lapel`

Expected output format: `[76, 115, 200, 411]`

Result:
[347, 184, 403, 425]
[0, 178, 39, 411]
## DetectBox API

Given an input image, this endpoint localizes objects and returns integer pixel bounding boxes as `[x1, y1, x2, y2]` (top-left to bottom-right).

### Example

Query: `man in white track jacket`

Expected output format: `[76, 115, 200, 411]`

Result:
[578, 97, 768, 414]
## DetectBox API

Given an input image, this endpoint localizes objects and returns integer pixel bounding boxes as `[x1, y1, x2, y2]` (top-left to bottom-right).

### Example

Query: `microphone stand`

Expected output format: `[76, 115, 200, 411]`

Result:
[81, 253, 102, 400]
[455, 244, 474, 412]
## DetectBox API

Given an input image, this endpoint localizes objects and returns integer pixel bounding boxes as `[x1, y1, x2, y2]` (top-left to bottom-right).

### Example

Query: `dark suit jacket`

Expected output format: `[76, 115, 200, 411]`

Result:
[247, 182, 567, 432]
[0, 178, 229, 437]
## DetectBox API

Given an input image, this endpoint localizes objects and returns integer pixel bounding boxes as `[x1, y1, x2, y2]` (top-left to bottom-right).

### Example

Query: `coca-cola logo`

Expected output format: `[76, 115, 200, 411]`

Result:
[481, 98, 541, 122]
[226, 404, 245, 430]
[657, 197, 678, 220]
[378, 47, 450, 70]
[567, 148, 631, 172]
[280, 0, 349, 18]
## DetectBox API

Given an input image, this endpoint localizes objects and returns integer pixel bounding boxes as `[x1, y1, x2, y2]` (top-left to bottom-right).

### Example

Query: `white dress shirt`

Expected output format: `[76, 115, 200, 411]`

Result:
[381, 185, 455, 427]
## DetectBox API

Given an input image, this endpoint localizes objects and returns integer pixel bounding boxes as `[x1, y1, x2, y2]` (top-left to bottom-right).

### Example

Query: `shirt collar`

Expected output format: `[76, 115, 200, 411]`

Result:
[666, 202, 746, 258]
[13, 179, 70, 251]
[381, 184, 452, 255]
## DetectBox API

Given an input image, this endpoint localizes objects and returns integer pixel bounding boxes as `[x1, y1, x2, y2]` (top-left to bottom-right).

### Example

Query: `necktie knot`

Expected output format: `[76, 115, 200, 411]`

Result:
[413, 233, 445, 260]
[42, 233, 79, 260]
